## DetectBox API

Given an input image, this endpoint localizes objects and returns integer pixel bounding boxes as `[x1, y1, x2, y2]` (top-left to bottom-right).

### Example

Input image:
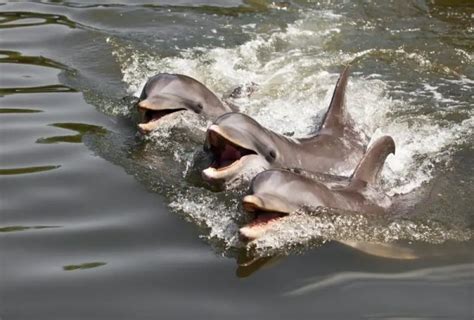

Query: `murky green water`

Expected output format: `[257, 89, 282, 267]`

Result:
[1, 1, 473, 319]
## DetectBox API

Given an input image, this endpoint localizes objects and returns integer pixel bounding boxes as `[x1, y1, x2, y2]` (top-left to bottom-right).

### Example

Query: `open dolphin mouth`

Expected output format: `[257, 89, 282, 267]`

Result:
[137, 104, 186, 133]
[239, 195, 289, 241]
[202, 125, 257, 180]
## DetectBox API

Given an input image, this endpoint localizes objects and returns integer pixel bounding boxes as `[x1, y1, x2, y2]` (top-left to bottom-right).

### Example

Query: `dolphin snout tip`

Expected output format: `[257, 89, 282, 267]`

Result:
[238, 229, 254, 242]
[137, 123, 153, 134]
[242, 195, 263, 213]
[239, 226, 258, 242]
[137, 99, 150, 109]
[201, 167, 217, 182]
[208, 124, 219, 132]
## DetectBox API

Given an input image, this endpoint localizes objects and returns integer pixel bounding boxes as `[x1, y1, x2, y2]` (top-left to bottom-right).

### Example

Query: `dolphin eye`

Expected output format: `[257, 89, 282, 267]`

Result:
[266, 150, 277, 162]
[195, 103, 203, 113]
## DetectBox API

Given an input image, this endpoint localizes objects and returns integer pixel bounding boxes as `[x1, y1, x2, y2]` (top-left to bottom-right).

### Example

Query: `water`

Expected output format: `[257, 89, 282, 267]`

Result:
[1, 1, 473, 319]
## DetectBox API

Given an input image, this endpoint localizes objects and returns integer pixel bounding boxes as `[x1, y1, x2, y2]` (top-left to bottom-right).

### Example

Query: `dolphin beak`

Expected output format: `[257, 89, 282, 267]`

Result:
[138, 99, 153, 109]
[202, 126, 257, 181]
[242, 195, 265, 212]
[240, 194, 292, 241]
[239, 224, 270, 242]
[242, 194, 293, 215]
[208, 124, 221, 135]
[137, 122, 156, 134]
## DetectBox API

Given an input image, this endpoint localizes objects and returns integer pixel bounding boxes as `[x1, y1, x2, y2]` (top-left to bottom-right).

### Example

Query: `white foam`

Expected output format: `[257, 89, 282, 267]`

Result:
[169, 192, 242, 249]
[250, 209, 473, 255]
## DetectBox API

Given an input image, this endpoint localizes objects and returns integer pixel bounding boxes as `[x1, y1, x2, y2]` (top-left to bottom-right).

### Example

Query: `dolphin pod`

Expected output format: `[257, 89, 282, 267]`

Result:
[134, 67, 402, 248]
[201, 66, 367, 187]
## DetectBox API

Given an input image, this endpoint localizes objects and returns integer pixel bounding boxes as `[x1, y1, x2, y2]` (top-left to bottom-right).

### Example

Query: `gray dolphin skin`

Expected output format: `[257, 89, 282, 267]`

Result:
[202, 66, 366, 186]
[136, 73, 235, 134]
[239, 135, 396, 240]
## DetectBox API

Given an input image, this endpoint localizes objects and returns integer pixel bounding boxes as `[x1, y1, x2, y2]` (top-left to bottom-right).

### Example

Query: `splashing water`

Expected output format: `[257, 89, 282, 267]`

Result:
[103, 7, 473, 255]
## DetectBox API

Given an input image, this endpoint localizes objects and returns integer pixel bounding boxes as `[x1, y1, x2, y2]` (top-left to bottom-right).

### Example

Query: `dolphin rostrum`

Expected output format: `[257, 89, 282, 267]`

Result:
[239, 135, 396, 240]
[202, 66, 367, 187]
[136, 73, 236, 134]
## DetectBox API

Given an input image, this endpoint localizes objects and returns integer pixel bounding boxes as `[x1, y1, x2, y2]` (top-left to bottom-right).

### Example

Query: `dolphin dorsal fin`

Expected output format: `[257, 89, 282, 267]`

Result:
[349, 136, 395, 188]
[319, 66, 350, 136]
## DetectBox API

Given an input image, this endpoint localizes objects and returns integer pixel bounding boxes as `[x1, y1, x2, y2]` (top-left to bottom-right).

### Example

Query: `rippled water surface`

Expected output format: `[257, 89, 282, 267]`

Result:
[1, 1, 473, 319]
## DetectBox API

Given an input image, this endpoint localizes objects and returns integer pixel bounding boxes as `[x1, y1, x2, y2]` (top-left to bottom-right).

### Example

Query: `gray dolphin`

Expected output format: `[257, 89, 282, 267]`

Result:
[136, 73, 236, 134]
[202, 66, 366, 186]
[239, 135, 395, 240]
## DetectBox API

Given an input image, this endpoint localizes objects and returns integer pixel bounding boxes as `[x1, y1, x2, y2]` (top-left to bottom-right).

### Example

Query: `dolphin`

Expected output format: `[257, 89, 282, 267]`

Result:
[136, 73, 236, 134]
[239, 135, 395, 240]
[202, 66, 367, 187]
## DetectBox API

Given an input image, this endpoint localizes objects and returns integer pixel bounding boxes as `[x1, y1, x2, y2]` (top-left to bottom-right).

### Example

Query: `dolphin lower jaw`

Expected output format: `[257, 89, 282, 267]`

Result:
[202, 156, 251, 181]
[239, 213, 286, 241]
[137, 102, 187, 134]
[239, 195, 290, 241]
[202, 126, 258, 181]
[239, 224, 271, 241]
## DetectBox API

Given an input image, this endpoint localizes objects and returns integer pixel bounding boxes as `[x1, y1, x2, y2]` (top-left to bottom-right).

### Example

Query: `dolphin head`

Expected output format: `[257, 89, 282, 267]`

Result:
[202, 113, 281, 186]
[239, 169, 327, 241]
[136, 73, 228, 134]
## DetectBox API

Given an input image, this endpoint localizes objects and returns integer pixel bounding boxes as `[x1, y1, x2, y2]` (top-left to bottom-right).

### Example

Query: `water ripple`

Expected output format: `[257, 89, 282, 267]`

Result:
[0, 165, 61, 175]
[0, 85, 76, 96]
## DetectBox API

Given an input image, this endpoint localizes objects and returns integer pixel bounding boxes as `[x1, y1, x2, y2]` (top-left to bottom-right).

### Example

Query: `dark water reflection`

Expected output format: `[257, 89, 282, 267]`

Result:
[36, 122, 107, 144]
[0, 0, 473, 319]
